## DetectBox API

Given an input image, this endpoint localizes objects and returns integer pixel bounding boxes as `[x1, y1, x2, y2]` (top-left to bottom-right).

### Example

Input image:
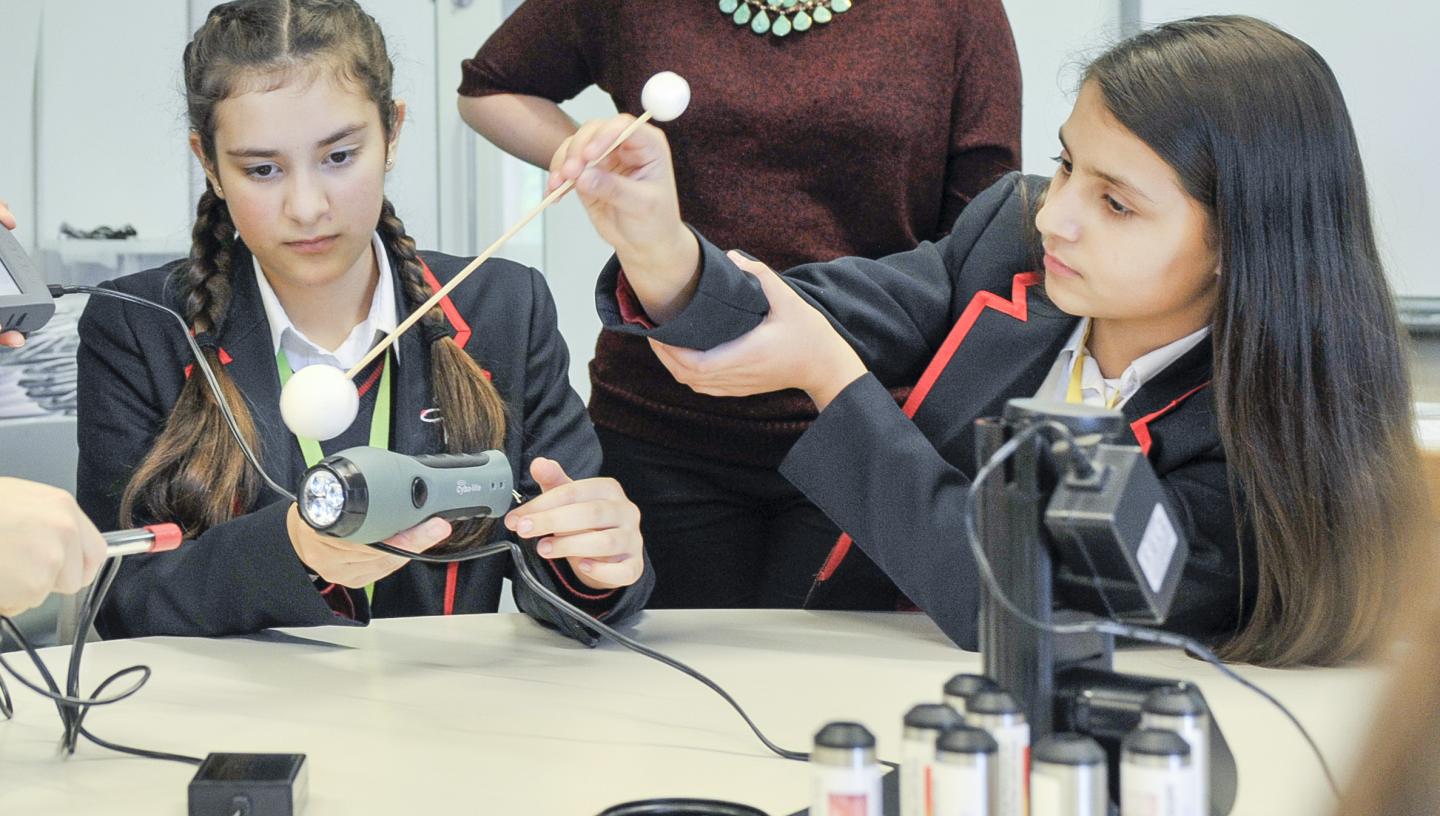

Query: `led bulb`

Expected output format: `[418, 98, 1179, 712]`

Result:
[300, 468, 346, 529]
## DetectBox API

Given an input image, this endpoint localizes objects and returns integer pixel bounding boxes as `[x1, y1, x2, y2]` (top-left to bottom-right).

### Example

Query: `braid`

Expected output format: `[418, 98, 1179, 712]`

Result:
[119, 188, 262, 536]
[377, 198, 508, 551]
[377, 199, 445, 334]
[183, 189, 238, 332]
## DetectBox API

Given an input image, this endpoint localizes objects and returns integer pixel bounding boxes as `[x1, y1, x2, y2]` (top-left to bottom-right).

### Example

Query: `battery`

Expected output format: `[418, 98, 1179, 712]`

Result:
[1141, 686, 1209, 816]
[812, 721, 883, 816]
[965, 690, 1030, 816]
[1030, 733, 1107, 816]
[1121, 728, 1197, 816]
[901, 703, 965, 816]
[932, 725, 997, 816]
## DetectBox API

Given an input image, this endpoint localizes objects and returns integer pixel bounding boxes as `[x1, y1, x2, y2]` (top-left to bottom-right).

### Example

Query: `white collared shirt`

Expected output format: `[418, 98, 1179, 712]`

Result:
[1035, 317, 1210, 409]
[253, 232, 401, 372]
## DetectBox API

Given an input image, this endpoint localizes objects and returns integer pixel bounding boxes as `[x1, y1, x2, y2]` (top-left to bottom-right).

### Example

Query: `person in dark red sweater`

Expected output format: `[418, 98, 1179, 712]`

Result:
[459, 0, 1021, 609]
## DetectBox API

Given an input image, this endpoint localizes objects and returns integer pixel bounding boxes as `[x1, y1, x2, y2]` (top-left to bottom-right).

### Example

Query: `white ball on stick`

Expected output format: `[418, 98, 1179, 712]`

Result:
[279, 365, 359, 441]
[641, 71, 691, 122]
[335, 72, 693, 386]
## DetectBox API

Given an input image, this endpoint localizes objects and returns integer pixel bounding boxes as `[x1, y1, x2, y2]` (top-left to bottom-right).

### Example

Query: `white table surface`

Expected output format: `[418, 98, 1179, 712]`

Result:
[0, 610, 1386, 815]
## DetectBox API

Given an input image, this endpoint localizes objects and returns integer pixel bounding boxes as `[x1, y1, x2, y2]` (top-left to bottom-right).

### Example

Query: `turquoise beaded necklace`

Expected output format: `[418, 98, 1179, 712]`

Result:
[718, 0, 853, 37]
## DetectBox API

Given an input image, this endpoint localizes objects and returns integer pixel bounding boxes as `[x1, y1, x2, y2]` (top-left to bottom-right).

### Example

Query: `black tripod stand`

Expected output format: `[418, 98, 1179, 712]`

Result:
[974, 399, 1237, 814]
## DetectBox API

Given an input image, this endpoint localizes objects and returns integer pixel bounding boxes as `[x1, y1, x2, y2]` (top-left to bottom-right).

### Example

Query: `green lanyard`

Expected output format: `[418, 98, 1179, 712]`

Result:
[277, 347, 393, 604]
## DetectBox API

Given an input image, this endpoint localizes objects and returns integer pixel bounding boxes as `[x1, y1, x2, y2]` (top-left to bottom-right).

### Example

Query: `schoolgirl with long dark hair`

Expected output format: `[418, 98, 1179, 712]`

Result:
[556, 15, 1422, 666]
[78, 0, 652, 639]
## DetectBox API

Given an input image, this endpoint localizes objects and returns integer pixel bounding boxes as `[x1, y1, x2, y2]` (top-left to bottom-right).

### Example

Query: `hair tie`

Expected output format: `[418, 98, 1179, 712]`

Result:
[419, 319, 456, 347]
[192, 331, 220, 352]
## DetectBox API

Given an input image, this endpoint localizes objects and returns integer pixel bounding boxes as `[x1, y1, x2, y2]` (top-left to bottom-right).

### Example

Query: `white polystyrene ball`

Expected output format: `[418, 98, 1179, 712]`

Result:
[279, 365, 359, 441]
[641, 71, 691, 122]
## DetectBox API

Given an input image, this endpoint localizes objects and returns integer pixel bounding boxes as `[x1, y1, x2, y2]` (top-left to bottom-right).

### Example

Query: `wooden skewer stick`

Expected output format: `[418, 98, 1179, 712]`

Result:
[346, 111, 656, 379]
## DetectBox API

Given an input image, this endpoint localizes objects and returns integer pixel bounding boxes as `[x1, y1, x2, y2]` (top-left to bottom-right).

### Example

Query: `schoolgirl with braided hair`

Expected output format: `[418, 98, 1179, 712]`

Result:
[76, 0, 651, 639]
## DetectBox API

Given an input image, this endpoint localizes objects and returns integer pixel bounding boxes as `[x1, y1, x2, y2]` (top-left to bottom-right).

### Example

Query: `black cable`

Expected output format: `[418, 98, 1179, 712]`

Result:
[964, 421, 1341, 797]
[0, 657, 12, 719]
[50, 284, 296, 502]
[367, 538, 818, 764]
[75, 723, 203, 766]
[368, 539, 911, 772]
[0, 615, 200, 765]
[0, 551, 202, 766]
[69, 554, 202, 764]
[0, 627, 148, 708]
[61, 556, 119, 750]
[371, 538, 912, 770]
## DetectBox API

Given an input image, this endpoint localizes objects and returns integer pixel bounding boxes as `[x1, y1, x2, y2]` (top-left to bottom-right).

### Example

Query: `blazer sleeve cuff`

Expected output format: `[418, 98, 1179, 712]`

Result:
[596, 226, 769, 350]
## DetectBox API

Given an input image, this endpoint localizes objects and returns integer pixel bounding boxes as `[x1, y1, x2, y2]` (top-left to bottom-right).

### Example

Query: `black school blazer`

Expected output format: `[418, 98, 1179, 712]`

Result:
[78, 244, 652, 642]
[597, 172, 1255, 650]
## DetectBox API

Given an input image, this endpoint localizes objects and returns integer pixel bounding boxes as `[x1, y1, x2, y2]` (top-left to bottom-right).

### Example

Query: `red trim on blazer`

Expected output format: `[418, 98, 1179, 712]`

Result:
[417, 258, 496, 610]
[319, 582, 357, 620]
[183, 348, 232, 379]
[1129, 381, 1211, 456]
[818, 272, 1045, 582]
[547, 558, 617, 602]
[902, 272, 1045, 414]
[443, 563, 459, 615]
[614, 272, 658, 329]
[418, 259, 472, 349]
[355, 357, 385, 397]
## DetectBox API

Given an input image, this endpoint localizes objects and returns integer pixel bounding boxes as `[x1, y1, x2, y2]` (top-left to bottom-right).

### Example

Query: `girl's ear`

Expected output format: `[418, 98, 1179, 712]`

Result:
[189, 133, 222, 197]
[385, 100, 407, 170]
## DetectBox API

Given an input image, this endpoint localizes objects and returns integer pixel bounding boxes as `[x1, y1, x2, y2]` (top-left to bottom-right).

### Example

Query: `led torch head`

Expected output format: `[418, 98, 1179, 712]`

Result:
[298, 447, 516, 543]
[299, 458, 366, 534]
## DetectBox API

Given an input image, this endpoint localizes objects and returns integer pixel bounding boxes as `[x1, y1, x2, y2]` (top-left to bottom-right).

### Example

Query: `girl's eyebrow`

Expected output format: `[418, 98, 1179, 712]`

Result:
[1058, 126, 1156, 205]
[225, 123, 368, 159]
[316, 123, 367, 148]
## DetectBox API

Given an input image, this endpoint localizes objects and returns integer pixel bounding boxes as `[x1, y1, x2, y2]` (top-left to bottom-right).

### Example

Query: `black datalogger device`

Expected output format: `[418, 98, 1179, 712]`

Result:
[188, 752, 308, 816]
[0, 226, 55, 337]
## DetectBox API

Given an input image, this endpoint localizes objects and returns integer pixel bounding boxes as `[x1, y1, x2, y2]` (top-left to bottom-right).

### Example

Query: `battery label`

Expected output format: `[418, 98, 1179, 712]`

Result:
[813, 765, 882, 816]
[827, 793, 872, 816]
[1122, 763, 1191, 816]
[994, 723, 1030, 816]
[932, 760, 989, 816]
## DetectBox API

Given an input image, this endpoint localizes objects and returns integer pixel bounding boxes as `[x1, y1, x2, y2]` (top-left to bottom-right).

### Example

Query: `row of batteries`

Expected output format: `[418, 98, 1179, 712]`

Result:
[809, 673, 1208, 816]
